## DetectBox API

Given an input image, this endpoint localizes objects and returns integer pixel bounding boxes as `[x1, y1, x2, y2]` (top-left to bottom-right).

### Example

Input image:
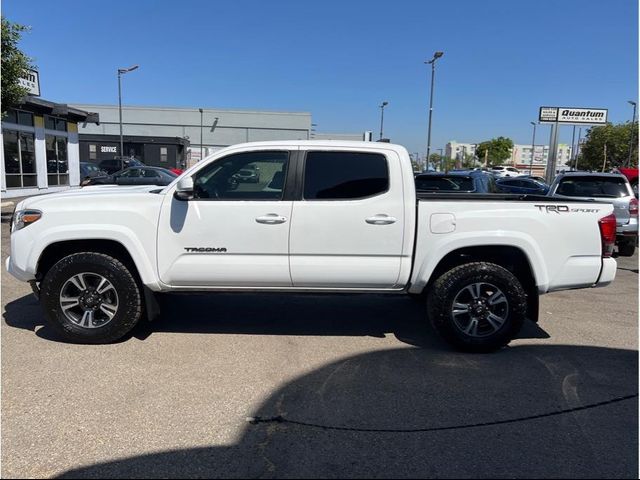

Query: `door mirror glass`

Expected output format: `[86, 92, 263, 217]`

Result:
[174, 176, 194, 200]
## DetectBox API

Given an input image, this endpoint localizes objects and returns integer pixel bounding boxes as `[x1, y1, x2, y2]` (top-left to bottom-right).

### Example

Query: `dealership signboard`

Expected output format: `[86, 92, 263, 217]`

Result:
[539, 107, 608, 125]
[18, 69, 40, 96]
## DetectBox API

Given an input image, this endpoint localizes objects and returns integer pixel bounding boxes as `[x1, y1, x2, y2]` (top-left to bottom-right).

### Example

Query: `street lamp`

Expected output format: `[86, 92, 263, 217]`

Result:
[425, 51, 444, 163]
[379, 101, 389, 140]
[529, 121, 537, 175]
[117, 64, 139, 158]
[628, 100, 637, 167]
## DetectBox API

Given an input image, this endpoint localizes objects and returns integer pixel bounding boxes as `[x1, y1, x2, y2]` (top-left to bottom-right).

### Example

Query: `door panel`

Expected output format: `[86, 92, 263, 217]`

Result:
[157, 149, 293, 287]
[289, 149, 405, 288]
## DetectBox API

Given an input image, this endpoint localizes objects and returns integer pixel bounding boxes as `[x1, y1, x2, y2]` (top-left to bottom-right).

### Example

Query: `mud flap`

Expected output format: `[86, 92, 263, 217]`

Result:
[143, 286, 161, 322]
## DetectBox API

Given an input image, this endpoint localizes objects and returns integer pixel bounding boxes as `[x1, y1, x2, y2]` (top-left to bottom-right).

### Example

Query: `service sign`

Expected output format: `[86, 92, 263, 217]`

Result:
[539, 106, 608, 125]
[18, 69, 40, 96]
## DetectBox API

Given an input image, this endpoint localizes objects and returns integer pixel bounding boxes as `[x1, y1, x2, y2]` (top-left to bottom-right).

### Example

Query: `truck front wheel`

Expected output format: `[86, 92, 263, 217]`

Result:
[427, 262, 527, 353]
[40, 252, 143, 344]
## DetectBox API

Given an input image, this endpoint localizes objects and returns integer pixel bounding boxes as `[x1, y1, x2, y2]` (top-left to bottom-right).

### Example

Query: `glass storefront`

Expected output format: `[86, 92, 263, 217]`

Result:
[3, 130, 37, 188]
[46, 135, 69, 186]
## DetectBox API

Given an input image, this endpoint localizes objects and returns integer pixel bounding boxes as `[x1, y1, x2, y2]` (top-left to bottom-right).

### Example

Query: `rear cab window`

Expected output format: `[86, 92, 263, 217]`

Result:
[303, 151, 389, 200]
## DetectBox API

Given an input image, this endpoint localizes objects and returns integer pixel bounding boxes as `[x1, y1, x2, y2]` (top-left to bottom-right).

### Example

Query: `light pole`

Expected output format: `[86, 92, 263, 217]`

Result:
[199, 108, 204, 161]
[117, 65, 139, 158]
[628, 100, 637, 167]
[379, 101, 388, 140]
[530, 121, 537, 175]
[425, 51, 444, 163]
[437, 148, 444, 172]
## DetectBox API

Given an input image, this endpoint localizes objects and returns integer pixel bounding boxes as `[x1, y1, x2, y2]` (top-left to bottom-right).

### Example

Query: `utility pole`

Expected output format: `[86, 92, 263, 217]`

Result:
[628, 100, 637, 167]
[530, 122, 537, 175]
[379, 101, 389, 140]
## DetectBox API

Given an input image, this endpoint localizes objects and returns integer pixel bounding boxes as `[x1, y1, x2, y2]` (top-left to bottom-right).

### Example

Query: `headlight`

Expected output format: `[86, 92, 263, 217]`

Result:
[11, 209, 42, 233]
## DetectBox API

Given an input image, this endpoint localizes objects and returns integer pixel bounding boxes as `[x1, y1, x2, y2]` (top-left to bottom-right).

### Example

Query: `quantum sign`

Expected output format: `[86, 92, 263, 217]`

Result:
[18, 69, 40, 96]
[539, 107, 608, 125]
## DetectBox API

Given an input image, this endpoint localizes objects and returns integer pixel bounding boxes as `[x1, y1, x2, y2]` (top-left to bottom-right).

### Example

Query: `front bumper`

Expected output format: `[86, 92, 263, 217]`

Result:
[594, 257, 617, 288]
[5, 256, 35, 283]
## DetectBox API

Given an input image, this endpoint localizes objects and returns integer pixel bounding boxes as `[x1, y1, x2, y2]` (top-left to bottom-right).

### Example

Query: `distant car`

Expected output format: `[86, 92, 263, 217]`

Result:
[616, 167, 638, 197]
[84, 166, 178, 187]
[490, 166, 522, 178]
[496, 177, 549, 195]
[548, 172, 638, 256]
[415, 170, 499, 193]
[97, 157, 146, 175]
[233, 164, 260, 183]
[79, 162, 107, 181]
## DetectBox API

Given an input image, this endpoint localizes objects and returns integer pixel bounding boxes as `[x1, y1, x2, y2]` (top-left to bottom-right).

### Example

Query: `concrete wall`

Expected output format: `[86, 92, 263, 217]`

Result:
[72, 104, 312, 150]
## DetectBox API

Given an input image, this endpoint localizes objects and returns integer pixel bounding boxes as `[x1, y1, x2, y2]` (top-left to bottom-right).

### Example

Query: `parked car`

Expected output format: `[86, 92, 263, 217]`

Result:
[415, 170, 499, 193]
[548, 172, 638, 256]
[233, 164, 260, 183]
[79, 162, 107, 181]
[616, 167, 638, 197]
[7, 141, 617, 352]
[83, 166, 178, 187]
[490, 166, 522, 178]
[97, 157, 146, 175]
[496, 177, 549, 195]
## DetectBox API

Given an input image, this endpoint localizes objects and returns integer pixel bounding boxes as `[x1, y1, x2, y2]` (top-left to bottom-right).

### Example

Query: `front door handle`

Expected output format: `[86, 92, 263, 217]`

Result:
[256, 214, 288, 225]
[365, 214, 397, 225]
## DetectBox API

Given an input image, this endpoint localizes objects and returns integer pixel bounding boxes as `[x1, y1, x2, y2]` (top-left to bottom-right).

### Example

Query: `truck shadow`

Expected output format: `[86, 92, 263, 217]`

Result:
[3, 292, 550, 348]
[54, 344, 637, 478]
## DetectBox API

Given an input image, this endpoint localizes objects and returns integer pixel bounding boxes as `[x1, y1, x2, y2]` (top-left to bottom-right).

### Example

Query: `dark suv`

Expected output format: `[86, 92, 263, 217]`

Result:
[415, 170, 499, 193]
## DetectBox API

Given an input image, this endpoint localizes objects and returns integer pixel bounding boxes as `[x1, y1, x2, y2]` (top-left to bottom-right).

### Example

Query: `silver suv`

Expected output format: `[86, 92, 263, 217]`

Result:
[549, 172, 638, 256]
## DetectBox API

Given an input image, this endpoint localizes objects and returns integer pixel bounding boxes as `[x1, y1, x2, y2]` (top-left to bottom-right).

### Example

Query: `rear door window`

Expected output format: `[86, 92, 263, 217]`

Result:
[303, 151, 388, 200]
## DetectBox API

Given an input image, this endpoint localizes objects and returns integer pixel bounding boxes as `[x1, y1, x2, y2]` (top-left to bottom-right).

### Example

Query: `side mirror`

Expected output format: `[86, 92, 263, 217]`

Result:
[174, 176, 194, 201]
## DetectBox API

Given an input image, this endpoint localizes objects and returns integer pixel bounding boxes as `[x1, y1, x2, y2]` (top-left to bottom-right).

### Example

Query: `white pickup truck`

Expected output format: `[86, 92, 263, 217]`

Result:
[7, 141, 618, 351]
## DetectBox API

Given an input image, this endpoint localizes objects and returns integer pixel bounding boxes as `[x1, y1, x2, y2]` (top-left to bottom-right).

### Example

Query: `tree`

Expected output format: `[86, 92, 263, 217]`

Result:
[1, 17, 34, 116]
[575, 122, 638, 171]
[475, 137, 514, 166]
[428, 152, 442, 170]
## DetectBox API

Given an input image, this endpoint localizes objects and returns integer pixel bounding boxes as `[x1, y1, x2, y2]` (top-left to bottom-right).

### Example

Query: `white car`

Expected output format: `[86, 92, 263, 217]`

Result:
[491, 166, 522, 177]
[7, 141, 617, 352]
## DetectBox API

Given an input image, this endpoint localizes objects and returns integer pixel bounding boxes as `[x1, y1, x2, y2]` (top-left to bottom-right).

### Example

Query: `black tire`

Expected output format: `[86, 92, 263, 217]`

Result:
[40, 252, 142, 344]
[427, 262, 527, 353]
[618, 239, 636, 257]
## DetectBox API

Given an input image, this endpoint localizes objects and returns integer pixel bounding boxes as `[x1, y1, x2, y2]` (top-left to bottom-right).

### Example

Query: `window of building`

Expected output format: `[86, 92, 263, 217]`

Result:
[46, 135, 69, 186]
[194, 150, 289, 200]
[3, 130, 36, 188]
[3, 109, 34, 126]
[89, 144, 97, 160]
[160, 147, 168, 163]
[44, 115, 67, 132]
[303, 151, 389, 200]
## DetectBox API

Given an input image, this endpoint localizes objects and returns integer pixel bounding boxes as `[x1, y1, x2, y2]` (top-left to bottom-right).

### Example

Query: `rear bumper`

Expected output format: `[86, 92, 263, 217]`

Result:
[617, 218, 638, 236]
[594, 258, 617, 288]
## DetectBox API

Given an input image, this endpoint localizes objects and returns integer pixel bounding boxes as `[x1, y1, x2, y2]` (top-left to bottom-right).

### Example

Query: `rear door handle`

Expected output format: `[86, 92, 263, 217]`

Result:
[365, 214, 397, 225]
[256, 214, 288, 224]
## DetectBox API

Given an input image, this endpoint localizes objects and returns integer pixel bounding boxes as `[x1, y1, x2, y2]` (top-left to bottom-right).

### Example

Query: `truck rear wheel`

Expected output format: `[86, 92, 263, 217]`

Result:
[40, 252, 142, 344]
[427, 262, 527, 353]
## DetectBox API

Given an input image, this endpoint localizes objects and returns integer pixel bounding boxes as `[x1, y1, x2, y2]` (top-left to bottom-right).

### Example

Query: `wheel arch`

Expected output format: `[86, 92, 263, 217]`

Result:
[419, 245, 539, 322]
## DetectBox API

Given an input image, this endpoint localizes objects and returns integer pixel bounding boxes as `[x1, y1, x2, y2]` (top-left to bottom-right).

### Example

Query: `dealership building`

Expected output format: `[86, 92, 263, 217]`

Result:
[1, 97, 99, 199]
[72, 104, 321, 169]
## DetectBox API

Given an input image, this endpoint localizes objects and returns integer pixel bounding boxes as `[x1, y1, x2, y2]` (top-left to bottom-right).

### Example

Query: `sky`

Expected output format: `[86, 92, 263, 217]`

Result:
[4, 0, 638, 155]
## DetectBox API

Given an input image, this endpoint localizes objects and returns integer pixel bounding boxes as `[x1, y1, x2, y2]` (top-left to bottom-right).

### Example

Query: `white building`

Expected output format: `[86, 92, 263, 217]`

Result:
[446, 140, 573, 173]
[1, 98, 98, 199]
[445, 141, 477, 161]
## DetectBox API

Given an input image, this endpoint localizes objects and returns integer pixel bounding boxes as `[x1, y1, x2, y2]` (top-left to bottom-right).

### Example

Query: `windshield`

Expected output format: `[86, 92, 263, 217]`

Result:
[415, 176, 475, 192]
[556, 176, 629, 198]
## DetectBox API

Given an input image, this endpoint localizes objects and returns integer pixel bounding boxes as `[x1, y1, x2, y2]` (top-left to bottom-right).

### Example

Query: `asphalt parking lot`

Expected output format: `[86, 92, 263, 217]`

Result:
[1, 220, 638, 478]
